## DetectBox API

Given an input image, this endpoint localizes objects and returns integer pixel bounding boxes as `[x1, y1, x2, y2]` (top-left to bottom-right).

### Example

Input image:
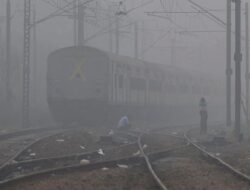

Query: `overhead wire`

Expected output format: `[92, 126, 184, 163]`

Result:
[31, 0, 94, 27]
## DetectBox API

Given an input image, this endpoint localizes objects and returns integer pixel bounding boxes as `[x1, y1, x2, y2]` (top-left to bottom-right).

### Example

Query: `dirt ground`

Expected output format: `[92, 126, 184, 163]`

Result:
[205, 142, 250, 176]
[4, 125, 250, 190]
[2, 166, 158, 190]
[3, 146, 250, 190]
[189, 126, 250, 177]
[154, 146, 250, 190]
[0, 135, 38, 165]
[15, 129, 116, 161]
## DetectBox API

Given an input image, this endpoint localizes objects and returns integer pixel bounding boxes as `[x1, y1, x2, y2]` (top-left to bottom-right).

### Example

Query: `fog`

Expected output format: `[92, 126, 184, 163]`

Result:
[0, 0, 245, 127]
[1, 1, 250, 190]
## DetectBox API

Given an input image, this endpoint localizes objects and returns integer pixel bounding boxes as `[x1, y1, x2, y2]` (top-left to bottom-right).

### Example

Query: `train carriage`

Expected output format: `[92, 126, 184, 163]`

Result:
[47, 46, 224, 126]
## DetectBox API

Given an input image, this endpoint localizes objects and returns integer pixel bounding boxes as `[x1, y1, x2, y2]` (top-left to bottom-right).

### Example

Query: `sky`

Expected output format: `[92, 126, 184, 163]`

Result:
[0, 0, 249, 82]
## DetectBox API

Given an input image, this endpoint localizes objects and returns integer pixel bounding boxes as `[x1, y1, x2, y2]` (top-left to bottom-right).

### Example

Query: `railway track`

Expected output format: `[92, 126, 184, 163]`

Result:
[0, 127, 69, 166]
[1, 123, 250, 190]
[0, 128, 140, 182]
[140, 125, 250, 190]
[0, 128, 186, 187]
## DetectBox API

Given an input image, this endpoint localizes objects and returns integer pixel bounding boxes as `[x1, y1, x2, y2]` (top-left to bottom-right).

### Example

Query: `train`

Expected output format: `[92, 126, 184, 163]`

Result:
[47, 46, 225, 127]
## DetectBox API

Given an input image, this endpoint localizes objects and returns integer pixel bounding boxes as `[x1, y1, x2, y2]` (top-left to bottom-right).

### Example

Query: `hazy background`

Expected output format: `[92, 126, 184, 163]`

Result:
[0, 0, 247, 124]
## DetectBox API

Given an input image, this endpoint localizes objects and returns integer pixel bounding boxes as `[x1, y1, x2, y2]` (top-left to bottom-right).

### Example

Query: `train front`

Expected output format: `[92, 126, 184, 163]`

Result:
[47, 46, 109, 126]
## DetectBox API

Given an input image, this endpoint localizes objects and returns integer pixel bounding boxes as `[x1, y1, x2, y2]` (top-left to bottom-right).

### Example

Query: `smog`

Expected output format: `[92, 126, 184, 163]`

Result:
[0, 1, 249, 190]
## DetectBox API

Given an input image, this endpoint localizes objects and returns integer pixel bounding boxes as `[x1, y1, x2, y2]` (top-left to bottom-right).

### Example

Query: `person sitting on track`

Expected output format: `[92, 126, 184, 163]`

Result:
[117, 115, 131, 130]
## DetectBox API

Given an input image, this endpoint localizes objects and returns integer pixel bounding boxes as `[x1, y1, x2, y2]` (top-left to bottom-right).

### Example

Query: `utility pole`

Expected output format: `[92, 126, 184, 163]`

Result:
[23, 0, 31, 128]
[134, 22, 138, 59]
[73, 0, 77, 45]
[6, 0, 11, 104]
[78, 0, 84, 46]
[234, 0, 242, 140]
[115, 15, 119, 54]
[226, 0, 232, 127]
[108, 6, 113, 52]
[141, 21, 145, 60]
[32, 3, 37, 113]
[245, 2, 249, 126]
[170, 37, 176, 66]
[0, 28, 3, 63]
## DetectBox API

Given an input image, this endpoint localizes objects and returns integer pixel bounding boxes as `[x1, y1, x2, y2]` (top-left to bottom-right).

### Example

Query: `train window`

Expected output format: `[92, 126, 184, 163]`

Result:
[203, 85, 210, 95]
[192, 84, 201, 94]
[165, 83, 176, 93]
[154, 71, 158, 79]
[149, 80, 162, 91]
[161, 72, 165, 81]
[180, 82, 189, 93]
[114, 74, 118, 88]
[118, 75, 123, 88]
[130, 77, 146, 90]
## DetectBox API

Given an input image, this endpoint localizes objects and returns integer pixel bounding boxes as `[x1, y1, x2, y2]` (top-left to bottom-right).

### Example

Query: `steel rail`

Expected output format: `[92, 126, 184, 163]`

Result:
[0, 144, 186, 187]
[184, 130, 250, 182]
[0, 128, 68, 170]
[0, 141, 139, 182]
[0, 122, 225, 188]
[0, 129, 187, 187]
[138, 133, 168, 190]
[0, 130, 139, 182]
[0, 127, 62, 142]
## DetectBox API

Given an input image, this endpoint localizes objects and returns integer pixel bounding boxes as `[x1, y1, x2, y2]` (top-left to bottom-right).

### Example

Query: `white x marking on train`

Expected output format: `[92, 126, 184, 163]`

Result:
[70, 58, 85, 80]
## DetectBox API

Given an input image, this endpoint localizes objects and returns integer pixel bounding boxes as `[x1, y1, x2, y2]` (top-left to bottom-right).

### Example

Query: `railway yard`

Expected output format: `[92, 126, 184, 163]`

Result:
[0, 0, 248, 189]
[0, 124, 249, 190]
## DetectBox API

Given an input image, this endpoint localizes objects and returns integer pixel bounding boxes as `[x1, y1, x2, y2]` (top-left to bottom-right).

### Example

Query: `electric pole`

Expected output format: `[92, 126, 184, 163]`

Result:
[134, 22, 138, 59]
[115, 15, 119, 54]
[108, 5, 113, 52]
[6, 0, 11, 104]
[226, 0, 232, 127]
[245, 2, 249, 126]
[170, 37, 176, 66]
[234, 0, 242, 140]
[23, 0, 31, 128]
[78, 0, 84, 46]
[73, 0, 77, 45]
[32, 3, 37, 113]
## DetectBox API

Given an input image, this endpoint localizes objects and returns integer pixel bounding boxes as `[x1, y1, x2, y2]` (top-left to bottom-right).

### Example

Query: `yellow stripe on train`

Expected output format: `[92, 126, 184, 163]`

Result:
[70, 58, 85, 80]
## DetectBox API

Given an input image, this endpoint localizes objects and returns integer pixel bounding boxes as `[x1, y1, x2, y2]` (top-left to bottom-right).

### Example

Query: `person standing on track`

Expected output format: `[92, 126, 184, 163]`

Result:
[199, 97, 208, 134]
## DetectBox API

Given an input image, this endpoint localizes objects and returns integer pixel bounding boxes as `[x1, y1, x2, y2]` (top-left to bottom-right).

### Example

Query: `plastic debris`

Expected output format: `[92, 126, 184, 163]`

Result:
[80, 146, 86, 150]
[117, 164, 129, 169]
[1, 130, 7, 133]
[132, 150, 141, 156]
[10, 160, 17, 164]
[98, 149, 105, 155]
[30, 153, 36, 157]
[108, 129, 114, 136]
[172, 132, 178, 135]
[102, 167, 109, 171]
[80, 159, 90, 165]
[123, 140, 129, 144]
[215, 153, 221, 157]
[56, 139, 65, 142]
[142, 144, 148, 149]
[17, 167, 22, 170]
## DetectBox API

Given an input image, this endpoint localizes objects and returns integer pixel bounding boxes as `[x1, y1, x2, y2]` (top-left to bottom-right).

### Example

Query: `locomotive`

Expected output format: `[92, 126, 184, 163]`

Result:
[47, 46, 224, 126]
